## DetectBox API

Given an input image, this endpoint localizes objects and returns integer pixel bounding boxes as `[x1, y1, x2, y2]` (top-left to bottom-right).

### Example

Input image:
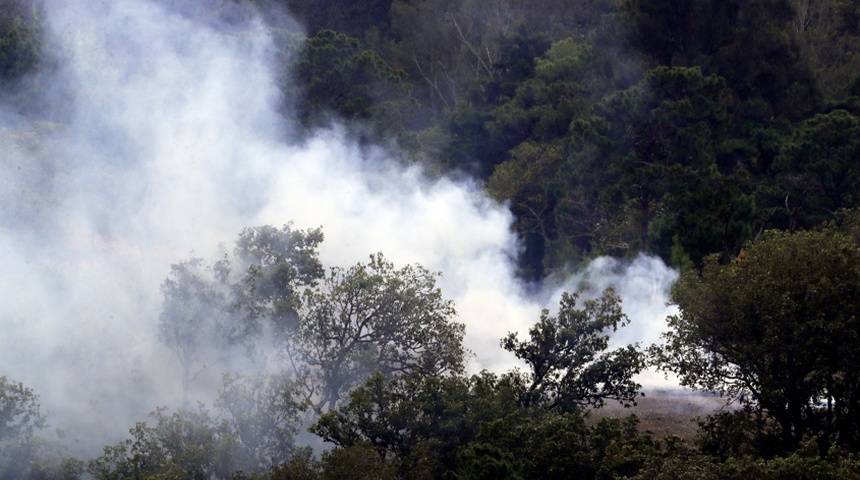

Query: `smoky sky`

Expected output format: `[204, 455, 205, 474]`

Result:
[0, 0, 679, 457]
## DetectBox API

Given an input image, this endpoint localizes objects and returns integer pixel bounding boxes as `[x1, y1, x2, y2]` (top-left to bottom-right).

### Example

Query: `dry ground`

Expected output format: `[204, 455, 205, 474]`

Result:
[587, 389, 737, 442]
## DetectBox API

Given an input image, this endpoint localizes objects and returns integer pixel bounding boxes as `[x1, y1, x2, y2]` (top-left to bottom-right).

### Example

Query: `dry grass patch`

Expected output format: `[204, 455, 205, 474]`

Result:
[588, 389, 735, 442]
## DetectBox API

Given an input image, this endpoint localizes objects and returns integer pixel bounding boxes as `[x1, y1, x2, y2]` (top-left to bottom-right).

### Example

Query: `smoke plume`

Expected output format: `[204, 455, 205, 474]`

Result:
[0, 0, 679, 457]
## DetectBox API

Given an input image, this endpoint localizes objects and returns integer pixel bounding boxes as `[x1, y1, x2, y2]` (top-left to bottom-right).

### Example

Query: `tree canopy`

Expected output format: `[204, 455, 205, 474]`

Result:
[294, 253, 464, 411]
[501, 287, 645, 410]
[10, 0, 860, 476]
[652, 220, 860, 452]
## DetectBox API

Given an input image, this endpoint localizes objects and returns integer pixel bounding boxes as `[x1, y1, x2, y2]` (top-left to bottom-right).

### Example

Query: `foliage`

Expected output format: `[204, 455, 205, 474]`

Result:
[231, 223, 325, 338]
[89, 374, 308, 479]
[695, 410, 783, 459]
[487, 141, 564, 277]
[621, 0, 821, 119]
[0, 377, 83, 479]
[574, 66, 738, 258]
[88, 405, 240, 479]
[280, 0, 394, 38]
[18, 0, 860, 473]
[158, 224, 324, 398]
[289, 29, 414, 138]
[0, 2, 42, 83]
[310, 370, 518, 477]
[295, 253, 464, 411]
[0, 376, 45, 442]
[159, 225, 463, 415]
[310, 286, 647, 478]
[651, 221, 860, 452]
[720, 440, 860, 480]
[158, 257, 233, 399]
[215, 373, 308, 469]
[309, 369, 668, 479]
[630, 436, 721, 480]
[267, 448, 321, 480]
[502, 287, 645, 410]
[775, 109, 860, 230]
[319, 442, 397, 480]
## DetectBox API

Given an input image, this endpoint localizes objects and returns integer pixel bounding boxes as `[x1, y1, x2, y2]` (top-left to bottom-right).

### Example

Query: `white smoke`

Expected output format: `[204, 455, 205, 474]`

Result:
[0, 0, 679, 457]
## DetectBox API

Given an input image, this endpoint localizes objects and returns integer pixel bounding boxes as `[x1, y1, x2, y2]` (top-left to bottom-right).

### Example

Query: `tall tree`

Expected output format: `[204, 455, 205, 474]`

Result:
[775, 109, 860, 230]
[231, 223, 325, 338]
[501, 287, 645, 411]
[0, 376, 82, 479]
[159, 224, 324, 400]
[622, 0, 821, 119]
[287, 30, 414, 137]
[158, 257, 233, 400]
[651, 221, 860, 452]
[562, 66, 743, 263]
[295, 253, 464, 411]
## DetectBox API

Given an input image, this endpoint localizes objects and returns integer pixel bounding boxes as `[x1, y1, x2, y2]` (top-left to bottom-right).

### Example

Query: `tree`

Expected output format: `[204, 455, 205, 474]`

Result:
[556, 65, 756, 266]
[651, 222, 860, 452]
[0, 376, 44, 443]
[0, 377, 83, 479]
[775, 109, 860, 230]
[0, 2, 42, 83]
[487, 141, 564, 278]
[319, 442, 397, 480]
[295, 253, 464, 411]
[88, 405, 240, 480]
[621, 0, 821, 119]
[288, 29, 414, 137]
[278, 0, 394, 38]
[215, 373, 308, 470]
[160, 226, 463, 414]
[88, 374, 309, 479]
[158, 224, 324, 399]
[310, 370, 523, 478]
[158, 257, 233, 400]
[501, 287, 645, 411]
[231, 223, 325, 338]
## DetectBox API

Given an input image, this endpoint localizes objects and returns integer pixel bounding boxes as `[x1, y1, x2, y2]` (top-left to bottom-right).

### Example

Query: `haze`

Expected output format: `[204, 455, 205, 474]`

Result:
[0, 0, 678, 456]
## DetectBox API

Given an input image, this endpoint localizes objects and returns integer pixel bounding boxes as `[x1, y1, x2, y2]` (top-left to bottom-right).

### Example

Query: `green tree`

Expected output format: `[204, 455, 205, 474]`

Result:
[0, 1, 42, 83]
[90, 373, 310, 479]
[88, 405, 240, 480]
[0, 376, 45, 442]
[160, 226, 463, 415]
[269, 449, 321, 480]
[501, 287, 645, 411]
[621, 0, 821, 119]
[279, 0, 394, 38]
[158, 224, 324, 400]
[775, 109, 860, 230]
[559, 66, 752, 265]
[231, 223, 325, 338]
[158, 257, 232, 401]
[487, 141, 564, 278]
[0, 377, 83, 479]
[89, 373, 308, 479]
[310, 370, 523, 478]
[651, 223, 860, 452]
[215, 373, 308, 470]
[295, 253, 464, 411]
[319, 442, 397, 480]
[289, 30, 413, 137]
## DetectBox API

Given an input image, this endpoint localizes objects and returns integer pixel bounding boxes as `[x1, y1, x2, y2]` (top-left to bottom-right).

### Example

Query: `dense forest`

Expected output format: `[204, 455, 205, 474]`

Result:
[4, 0, 860, 478]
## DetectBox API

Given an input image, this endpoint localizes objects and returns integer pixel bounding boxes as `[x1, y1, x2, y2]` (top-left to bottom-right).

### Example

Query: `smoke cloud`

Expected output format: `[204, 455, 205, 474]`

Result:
[0, 0, 679, 457]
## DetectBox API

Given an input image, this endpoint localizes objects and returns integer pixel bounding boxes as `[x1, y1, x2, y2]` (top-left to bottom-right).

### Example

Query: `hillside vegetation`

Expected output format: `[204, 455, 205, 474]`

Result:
[4, 0, 860, 478]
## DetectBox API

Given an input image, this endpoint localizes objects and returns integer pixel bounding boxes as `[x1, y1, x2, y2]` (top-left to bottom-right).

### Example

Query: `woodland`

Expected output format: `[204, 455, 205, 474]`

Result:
[4, 0, 860, 478]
